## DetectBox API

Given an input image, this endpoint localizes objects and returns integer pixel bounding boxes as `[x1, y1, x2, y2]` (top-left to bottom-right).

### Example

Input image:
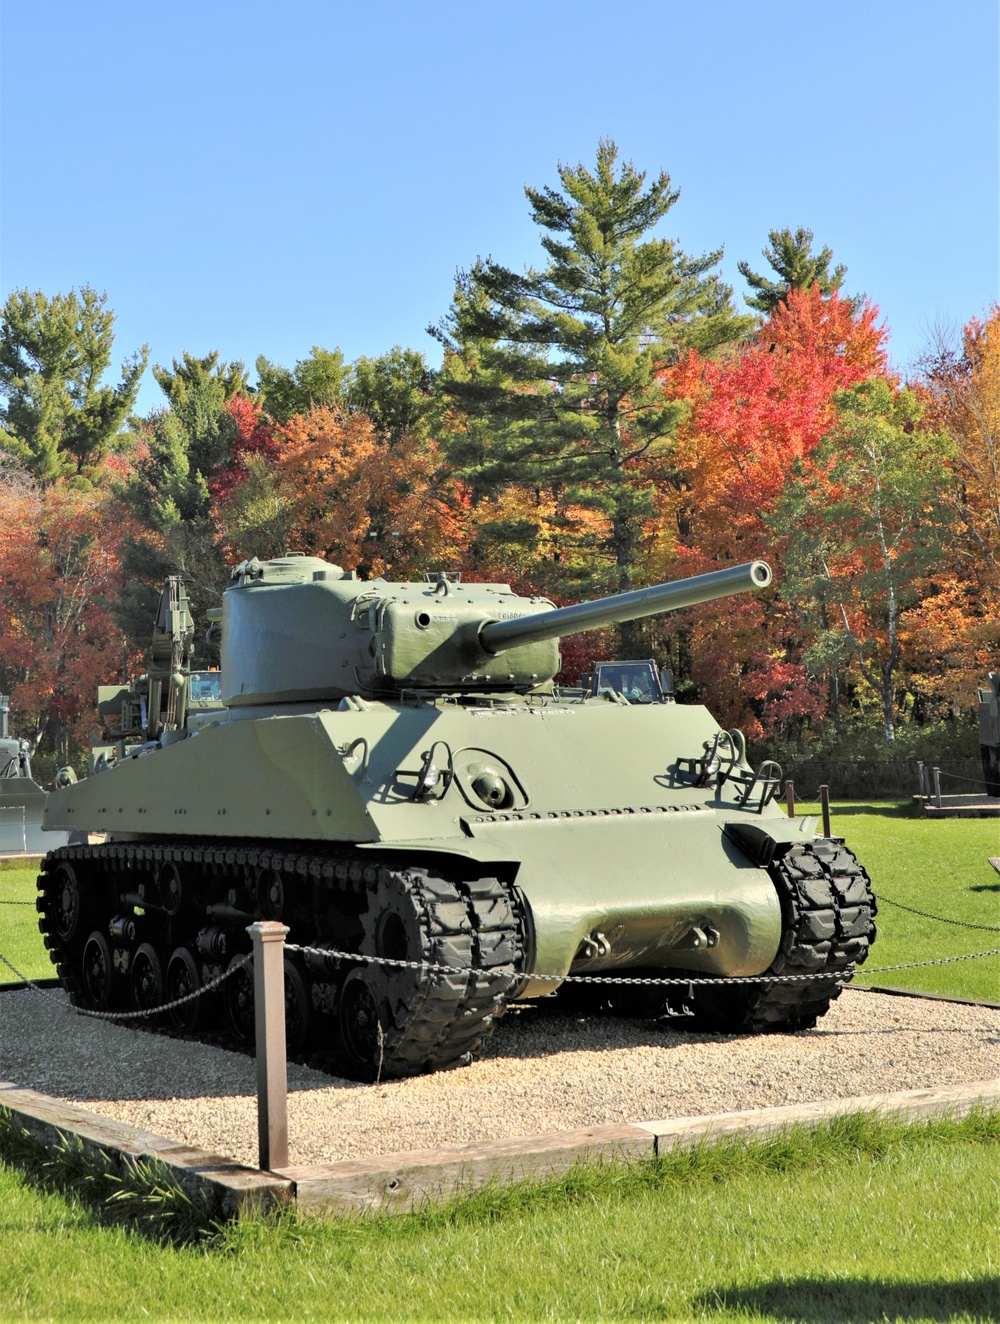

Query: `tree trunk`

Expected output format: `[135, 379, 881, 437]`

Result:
[828, 668, 841, 738]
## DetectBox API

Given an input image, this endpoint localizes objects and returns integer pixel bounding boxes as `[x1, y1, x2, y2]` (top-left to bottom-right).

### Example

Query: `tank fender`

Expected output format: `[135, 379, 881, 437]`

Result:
[723, 817, 818, 869]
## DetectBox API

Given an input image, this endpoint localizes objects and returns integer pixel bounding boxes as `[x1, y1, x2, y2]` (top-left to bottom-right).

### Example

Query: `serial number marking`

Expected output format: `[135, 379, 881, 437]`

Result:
[469, 707, 576, 717]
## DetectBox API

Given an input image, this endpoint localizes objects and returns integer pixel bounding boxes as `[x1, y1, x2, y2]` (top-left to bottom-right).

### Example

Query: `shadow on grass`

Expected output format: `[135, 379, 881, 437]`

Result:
[970, 883, 1000, 893]
[695, 1275, 999, 1322]
[828, 801, 914, 817]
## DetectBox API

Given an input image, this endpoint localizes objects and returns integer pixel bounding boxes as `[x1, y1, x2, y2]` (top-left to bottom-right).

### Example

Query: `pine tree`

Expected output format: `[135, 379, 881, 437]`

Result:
[432, 139, 752, 638]
[738, 227, 847, 314]
[114, 353, 252, 651]
[0, 286, 147, 485]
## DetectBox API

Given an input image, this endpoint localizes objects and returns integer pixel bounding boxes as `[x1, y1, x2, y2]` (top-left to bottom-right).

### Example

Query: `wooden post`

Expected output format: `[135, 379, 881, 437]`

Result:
[785, 780, 795, 819]
[917, 760, 925, 796]
[932, 767, 943, 810]
[820, 785, 831, 838]
[248, 921, 289, 1172]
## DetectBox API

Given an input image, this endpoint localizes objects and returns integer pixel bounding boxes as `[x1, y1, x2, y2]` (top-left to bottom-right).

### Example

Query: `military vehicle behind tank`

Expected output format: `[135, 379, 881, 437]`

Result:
[583, 658, 672, 704]
[978, 673, 1000, 797]
[37, 555, 877, 1080]
[90, 578, 225, 775]
[0, 696, 69, 855]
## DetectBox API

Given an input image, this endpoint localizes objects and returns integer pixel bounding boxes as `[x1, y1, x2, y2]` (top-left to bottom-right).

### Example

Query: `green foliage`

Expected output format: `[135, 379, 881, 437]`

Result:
[0, 286, 148, 486]
[113, 353, 253, 652]
[347, 345, 434, 443]
[738, 225, 847, 314]
[214, 450, 296, 558]
[151, 351, 248, 478]
[433, 138, 753, 619]
[772, 380, 956, 740]
[757, 715, 981, 795]
[254, 346, 347, 423]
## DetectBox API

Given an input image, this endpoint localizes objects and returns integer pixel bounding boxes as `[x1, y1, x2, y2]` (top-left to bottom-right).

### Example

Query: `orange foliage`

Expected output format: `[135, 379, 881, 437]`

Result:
[920, 305, 1000, 577]
[662, 287, 888, 550]
[216, 406, 462, 577]
[0, 471, 131, 763]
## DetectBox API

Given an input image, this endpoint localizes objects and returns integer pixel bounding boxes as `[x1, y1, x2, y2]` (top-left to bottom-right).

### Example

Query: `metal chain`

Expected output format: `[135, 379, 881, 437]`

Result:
[285, 942, 836, 985]
[933, 768, 990, 787]
[0, 946, 251, 1021]
[876, 895, 1000, 932]
[4, 935, 996, 1019]
[0, 899, 34, 905]
[851, 947, 1000, 975]
[0, 949, 67, 1003]
[284, 940, 1000, 986]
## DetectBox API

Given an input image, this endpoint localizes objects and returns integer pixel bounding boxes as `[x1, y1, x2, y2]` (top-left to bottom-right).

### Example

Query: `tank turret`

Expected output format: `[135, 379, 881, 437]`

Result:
[220, 555, 771, 705]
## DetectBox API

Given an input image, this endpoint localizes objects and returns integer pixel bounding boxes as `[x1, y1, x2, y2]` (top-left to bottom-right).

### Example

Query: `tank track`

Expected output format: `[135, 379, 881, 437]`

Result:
[36, 842, 524, 1082]
[685, 838, 877, 1033]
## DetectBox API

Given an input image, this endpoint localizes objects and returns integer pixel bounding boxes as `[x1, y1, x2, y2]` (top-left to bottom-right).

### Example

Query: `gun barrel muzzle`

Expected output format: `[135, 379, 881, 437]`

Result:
[479, 561, 772, 654]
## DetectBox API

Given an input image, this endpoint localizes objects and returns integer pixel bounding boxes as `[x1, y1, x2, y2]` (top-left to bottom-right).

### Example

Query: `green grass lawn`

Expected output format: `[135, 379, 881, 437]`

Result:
[1, 1111, 998, 1323]
[807, 800, 1000, 1002]
[0, 862, 48, 984]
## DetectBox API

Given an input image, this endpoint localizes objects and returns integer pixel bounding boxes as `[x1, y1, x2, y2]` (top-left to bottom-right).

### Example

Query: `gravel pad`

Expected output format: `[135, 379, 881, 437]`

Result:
[1, 987, 997, 1170]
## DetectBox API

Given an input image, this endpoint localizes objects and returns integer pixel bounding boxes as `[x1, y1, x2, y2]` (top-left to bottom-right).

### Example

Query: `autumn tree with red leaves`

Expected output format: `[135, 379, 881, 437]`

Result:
[653, 287, 890, 739]
[0, 458, 132, 769]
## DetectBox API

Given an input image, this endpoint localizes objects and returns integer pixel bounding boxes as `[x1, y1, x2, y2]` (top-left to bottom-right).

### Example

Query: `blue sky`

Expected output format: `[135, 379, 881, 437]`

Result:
[2, 0, 997, 416]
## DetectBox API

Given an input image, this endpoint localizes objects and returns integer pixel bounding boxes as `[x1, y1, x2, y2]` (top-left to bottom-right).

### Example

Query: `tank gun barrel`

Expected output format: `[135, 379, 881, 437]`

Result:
[479, 561, 772, 655]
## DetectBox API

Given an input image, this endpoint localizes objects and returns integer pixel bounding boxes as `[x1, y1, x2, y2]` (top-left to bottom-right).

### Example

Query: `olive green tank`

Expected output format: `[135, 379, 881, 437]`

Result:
[38, 555, 877, 1079]
[0, 695, 69, 855]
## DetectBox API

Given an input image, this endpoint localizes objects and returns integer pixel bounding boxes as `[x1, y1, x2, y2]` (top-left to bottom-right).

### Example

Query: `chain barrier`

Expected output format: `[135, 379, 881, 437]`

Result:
[933, 768, 989, 788]
[0, 946, 251, 1021]
[850, 948, 1000, 976]
[876, 895, 1000, 932]
[0, 899, 34, 905]
[6, 935, 998, 1009]
[284, 941, 1000, 987]
[3, 929, 997, 1021]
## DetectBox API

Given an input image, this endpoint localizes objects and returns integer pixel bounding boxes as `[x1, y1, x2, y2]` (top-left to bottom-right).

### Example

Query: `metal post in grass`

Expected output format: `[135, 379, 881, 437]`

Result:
[248, 921, 289, 1171]
[932, 767, 943, 810]
[785, 780, 795, 819]
[820, 785, 831, 839]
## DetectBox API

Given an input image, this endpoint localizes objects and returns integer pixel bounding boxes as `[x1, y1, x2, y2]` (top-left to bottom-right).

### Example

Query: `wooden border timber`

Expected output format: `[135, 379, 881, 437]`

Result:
[1, 1080, 997, 1220]
[278, 1124, 655, 1216]
[0, 1082, 292, 1218]
[274, 1080, 1000, 1216]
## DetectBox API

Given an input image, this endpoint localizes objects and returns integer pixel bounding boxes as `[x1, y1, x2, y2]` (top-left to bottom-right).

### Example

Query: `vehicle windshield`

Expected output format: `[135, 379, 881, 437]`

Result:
[594, 664, 660, 704]
[189, 672, 223, 703]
